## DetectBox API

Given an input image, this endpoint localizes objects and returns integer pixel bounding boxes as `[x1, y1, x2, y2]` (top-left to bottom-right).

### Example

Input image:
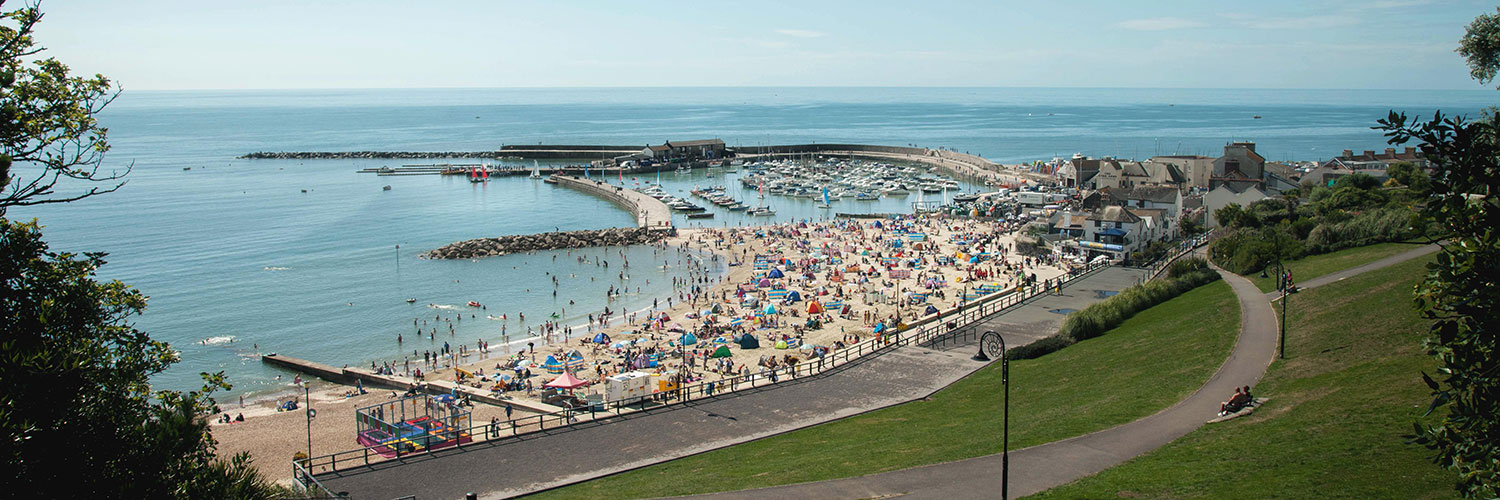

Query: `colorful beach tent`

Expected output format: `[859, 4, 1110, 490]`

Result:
[758, 278, 772, 287]
[763, 304, 778, 314]
[679, 332, 699, 346]
[543, 371, 590, 390]
[807, 301, 824, 314]
[925, 304, 940, 315]
[767, 268, 785, 278]
[541, 355, 565, 374]
[566, 350, 586, 370]
[872, 323, 887, 334]
[737, 334, 760, 349]
[591, 332, 611, 344]
[787, 290, 802, 302]
[774, 340, 789, 349]
[709, 345, 732, 358]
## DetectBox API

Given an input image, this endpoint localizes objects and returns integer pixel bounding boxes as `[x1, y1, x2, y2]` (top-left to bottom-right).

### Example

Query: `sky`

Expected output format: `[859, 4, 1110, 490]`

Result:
[30, 0, 1500, 90]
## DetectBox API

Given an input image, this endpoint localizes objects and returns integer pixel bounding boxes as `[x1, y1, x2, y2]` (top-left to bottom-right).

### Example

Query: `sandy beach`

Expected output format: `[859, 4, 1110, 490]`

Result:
[216, 213, 1073, 482]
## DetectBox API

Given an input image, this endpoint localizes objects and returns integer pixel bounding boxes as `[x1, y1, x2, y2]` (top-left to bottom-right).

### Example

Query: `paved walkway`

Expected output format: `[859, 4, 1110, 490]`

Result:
[689, 245, 1440, 500]
[1265, 243, 1438, 301]
[315, 268, 1143, 499]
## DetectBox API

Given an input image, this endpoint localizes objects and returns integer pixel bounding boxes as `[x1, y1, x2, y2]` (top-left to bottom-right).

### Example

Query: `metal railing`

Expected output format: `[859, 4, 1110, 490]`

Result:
[293, 257, 1114, 488]
[1139, 230, 1216, 282]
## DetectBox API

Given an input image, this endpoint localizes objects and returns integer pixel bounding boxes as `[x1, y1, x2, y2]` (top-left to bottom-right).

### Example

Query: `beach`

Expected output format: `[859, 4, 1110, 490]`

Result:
[216, 212, 1072, 482]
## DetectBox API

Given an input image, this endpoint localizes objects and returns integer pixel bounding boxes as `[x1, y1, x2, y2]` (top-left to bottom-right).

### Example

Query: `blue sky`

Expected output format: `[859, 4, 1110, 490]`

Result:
[33, 0, 1499, 90]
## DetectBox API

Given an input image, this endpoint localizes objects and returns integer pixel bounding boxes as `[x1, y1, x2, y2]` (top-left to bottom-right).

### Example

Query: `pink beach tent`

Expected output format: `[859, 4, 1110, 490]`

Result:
[544, 371, 591, 390]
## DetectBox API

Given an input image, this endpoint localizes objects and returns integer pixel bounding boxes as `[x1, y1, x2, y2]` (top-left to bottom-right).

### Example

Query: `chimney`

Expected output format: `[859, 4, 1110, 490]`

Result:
[1342, 149, 1353, 158]
[1363, 150, 1375, 157]
[1385, 148, 1396, 157]
[1404, 147, 1416, 155]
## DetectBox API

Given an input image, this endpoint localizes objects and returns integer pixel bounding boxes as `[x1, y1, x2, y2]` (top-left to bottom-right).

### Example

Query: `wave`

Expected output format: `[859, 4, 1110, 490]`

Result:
[428, 304, 459, 310]
[202, 335, 236, 346]
[263, 266, 291, 271]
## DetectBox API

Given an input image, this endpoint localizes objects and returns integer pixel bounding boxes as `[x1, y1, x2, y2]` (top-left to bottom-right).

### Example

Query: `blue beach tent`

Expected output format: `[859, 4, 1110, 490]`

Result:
[591, 332, 611, 344]
[679, 332, 699, 346]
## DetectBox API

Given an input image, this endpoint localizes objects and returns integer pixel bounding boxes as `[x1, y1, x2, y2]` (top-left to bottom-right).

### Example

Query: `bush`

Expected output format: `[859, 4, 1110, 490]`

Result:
[1057, 268, 1221, 343]
[1007, 334, 1074, 360]
[1305, 207, 1417, 254]
[1168, 256, 1211, 279]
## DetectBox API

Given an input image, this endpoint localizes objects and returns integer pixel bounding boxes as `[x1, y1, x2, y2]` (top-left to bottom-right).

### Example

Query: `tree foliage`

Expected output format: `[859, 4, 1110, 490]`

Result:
[0, 220, 280, 498]
[1377, 110, 1500, 499]
[1459, 7, 1500, 89]
[0, 1, 123, 215]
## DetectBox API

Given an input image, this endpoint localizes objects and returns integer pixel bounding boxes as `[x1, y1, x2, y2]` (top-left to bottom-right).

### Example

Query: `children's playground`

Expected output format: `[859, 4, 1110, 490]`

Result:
[354, 394, 472, 458]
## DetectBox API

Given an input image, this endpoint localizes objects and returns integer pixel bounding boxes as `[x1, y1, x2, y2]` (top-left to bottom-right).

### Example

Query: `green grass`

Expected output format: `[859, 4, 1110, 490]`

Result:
[534, 281, 1239, 499]
[1249, 241, 1421, 293]
[1033, 256, 1456, 499]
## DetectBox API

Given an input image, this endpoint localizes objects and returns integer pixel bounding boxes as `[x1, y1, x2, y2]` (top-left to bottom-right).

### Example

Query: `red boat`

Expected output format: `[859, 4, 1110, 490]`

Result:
[467, 301, 482, 308]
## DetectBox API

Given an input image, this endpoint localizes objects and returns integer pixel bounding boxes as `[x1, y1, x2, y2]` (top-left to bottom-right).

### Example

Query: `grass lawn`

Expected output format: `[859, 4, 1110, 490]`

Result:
[533, 280, 1239, 499]
[1249, 241, 1422, 293]
[1033, 256, 1456, 499]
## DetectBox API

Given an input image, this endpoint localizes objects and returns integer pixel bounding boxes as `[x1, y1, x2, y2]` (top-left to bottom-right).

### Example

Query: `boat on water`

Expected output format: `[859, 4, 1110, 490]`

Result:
[382, 185, 392, 191]
[747, 207, 776, 216]
[467, 301, 482, 308]
[405, 298, 416, 303]
[530, 160, 543, 179]
[687, 213, 715, 219]
[952, 192, 981, 203]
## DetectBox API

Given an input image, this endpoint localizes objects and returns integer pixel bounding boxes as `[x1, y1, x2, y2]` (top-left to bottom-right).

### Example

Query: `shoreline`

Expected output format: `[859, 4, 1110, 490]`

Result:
[221, 212, 1078, 482]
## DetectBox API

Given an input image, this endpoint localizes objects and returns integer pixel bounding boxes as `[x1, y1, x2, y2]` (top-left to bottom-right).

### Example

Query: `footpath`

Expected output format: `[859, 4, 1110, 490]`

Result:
[690, 245, 1437, 499]
[316, 267, 1146, 500]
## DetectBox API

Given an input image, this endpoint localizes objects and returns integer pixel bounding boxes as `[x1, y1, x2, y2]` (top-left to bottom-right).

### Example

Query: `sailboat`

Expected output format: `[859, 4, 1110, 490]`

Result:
[469, 166, 486, 183]
[530, 160, 543, 179]
[816, 186, 832, 209]
[748, 181, 775, 216]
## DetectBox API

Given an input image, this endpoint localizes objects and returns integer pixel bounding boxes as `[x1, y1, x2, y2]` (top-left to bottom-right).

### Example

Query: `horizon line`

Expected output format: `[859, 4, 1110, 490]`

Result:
[115, 84, 1493, 93]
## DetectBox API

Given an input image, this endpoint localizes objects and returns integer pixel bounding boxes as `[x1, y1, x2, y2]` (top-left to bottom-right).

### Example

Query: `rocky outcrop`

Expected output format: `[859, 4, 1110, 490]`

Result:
[423, 227, 669, 259]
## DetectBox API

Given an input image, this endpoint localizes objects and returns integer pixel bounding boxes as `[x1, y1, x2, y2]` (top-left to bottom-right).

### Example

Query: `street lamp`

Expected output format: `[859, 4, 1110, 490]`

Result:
[973, 330, 1010, 500]
[304, 383, 315, 461]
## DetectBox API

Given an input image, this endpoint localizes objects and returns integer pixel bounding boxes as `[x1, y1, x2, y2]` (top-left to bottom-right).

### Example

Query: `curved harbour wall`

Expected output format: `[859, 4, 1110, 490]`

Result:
[548, 175, 674, 229]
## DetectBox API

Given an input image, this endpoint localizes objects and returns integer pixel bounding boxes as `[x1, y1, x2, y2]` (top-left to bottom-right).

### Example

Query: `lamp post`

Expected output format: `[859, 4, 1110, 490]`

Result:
[973, 330, 1009, 500]
[304, 383, 315, 461]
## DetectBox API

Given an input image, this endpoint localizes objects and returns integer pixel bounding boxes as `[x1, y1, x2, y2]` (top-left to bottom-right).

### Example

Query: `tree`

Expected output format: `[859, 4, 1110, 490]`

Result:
[1388, 161, 1434, 195]
[1378, 110, 1500, 499]
[1459, 7, 1500, 89]
[0, 220, 279, 498]
[0, 4, 281, 498]
[0, 1, 124, 215]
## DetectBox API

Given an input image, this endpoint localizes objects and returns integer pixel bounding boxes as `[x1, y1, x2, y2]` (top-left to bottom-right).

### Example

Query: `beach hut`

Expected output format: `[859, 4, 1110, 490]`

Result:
[709, 345, 732, 358]
[736, 334, 760, 349]
[763, 304, 778, 315]
[543, 371, 590, 391]
[807, 301, 825, 314]
[541, 355, 565, 375]
[591, 332, 611, 344]
[679, 332, 699, 346]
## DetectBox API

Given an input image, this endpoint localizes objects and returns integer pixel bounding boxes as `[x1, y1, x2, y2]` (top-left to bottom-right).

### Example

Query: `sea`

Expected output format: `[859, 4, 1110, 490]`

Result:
[8, 87, 1492, 400]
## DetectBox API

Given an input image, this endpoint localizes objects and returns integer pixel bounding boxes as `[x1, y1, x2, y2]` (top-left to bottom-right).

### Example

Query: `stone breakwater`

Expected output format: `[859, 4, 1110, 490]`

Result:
[423, 227, 668, 259]
[240, 151, 502, 160]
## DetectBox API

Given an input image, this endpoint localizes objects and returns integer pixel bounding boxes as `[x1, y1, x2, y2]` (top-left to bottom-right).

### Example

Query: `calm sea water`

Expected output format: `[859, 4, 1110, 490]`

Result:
[10, 87, 1491, 398]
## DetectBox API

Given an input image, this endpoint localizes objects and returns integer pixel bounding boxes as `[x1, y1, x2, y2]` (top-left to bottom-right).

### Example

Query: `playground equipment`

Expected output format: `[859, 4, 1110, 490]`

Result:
[354, 395, 472, 458]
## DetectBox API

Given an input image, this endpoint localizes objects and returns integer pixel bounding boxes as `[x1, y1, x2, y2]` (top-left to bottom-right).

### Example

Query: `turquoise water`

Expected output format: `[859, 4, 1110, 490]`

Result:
[9, 87, 1490, 398]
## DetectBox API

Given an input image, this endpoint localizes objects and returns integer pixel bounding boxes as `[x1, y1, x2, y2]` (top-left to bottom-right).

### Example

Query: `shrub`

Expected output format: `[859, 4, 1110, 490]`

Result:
[1057, 268, 1221, 343]
[1305, 207, 1417, 254]
[1006, 334, 1074, 360]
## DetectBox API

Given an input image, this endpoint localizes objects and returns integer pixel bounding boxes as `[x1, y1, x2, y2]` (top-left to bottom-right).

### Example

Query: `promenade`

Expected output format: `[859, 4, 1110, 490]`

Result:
[315, 267, 1146, 499]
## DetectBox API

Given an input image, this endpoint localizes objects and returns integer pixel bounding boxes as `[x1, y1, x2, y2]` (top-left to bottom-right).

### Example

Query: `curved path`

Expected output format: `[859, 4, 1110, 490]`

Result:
[1264, 243, 1438, 301]
[686, 265, 1278, 499]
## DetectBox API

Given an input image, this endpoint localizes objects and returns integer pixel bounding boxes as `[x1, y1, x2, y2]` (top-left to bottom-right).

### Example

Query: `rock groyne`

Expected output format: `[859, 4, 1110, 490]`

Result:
[423, 227, 668, 259]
